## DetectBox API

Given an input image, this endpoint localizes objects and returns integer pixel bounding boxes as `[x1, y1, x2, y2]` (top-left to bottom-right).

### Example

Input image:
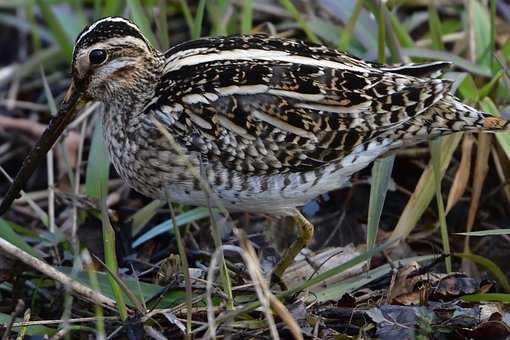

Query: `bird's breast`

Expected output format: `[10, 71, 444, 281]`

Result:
[102, 109, 393, 214]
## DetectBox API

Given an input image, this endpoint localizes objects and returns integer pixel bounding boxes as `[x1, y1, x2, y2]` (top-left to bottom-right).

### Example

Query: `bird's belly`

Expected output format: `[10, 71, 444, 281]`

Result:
[105, 126, 393, 215]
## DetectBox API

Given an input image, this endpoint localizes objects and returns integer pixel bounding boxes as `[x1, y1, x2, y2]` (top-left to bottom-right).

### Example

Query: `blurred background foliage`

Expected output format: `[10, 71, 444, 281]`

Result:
[1, 0, 510, 338]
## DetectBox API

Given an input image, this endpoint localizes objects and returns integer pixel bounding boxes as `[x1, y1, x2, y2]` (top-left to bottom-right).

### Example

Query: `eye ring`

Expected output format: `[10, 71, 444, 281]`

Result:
[89, 49, 107, 65]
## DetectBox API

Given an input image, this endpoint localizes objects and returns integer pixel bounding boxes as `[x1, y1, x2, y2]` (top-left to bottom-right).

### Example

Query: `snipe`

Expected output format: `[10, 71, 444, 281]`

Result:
[1, 17, 509, 279]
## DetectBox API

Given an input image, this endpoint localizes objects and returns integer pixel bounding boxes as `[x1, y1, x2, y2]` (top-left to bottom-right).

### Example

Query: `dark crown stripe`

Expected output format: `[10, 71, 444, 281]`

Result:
[74, 17, 148, 59]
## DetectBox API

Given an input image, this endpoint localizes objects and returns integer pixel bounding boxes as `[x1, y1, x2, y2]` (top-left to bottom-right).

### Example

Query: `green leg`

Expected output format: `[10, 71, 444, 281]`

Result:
[271, 210, 315, 281]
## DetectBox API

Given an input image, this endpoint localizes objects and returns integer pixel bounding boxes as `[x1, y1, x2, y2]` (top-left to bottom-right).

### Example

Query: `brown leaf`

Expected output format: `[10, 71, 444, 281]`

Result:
[462, 133, 492, 274]
[446, 135, 474, 214]
[282, 245, 363, 290]
[456, 321, 510, 339]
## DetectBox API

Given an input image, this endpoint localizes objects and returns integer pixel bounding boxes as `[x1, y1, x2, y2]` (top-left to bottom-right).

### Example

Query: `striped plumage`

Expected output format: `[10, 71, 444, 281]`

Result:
[68, 17, 510, 215]
[1, 16, 509, 279]
[2, 16, 509, 218]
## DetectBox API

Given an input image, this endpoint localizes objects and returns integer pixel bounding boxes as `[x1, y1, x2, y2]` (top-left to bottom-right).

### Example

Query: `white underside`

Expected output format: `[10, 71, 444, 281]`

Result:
[159, 140, 393, 215]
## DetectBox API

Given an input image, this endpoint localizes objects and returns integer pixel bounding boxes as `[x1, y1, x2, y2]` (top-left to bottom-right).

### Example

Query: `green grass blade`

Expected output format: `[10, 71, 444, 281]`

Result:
[100, 200, 129, 320]
[401, 48, 491, 77]
[240, 0, 253, 35]
[366, 0, 394, 267]
[315, 255, 438, 302]
[390, 134, 462, 240]
[178, 0, 194, 36]
[479, 70, 503, 99]
[209, 0, 230, 36]
[127, 0, 157, 47]
[132, 207, 211, 247]
[462, 293, 510, 303]
[338, 0, 363, 50]
[490, 0, 496, 69]
[191, 0, 206, 39]
[388, 12, 414, 48]
[84, 120, 128, 319]
[58, 267, 186, 308]
[428, 3, 444, 50]
[101, 0, 123, 17]
[37, 0, 74, 59]
[469, 0, 492, 68]
[94, 242, 145, 314]
[130, 200, 165, 236]
[193, 239, 398, 335]
[455, 229, 510, 236]
[454, 253, 510, 293]
[82, 250, 105, 338]
[479, 97, 510, 162]
[168, 203, 192, 335]
[366, 157, 394, 260]
[278, 0, 320, 44]
[156, 0, 169, 49]
[430, 139, 452, 273]
[458, 74, 480, 102]
[0, 313, 56, 336]
[376, 0, 385, 63]
[85, 120, 109, 200]
[26, 2, 41, 52]
[0, 219, 42, 259]
[284, 238, 399, 297]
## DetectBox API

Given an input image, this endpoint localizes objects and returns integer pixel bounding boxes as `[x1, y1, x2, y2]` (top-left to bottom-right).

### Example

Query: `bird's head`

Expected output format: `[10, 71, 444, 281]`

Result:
[71, 16, 162, 103]
[0, 17, 163, 215]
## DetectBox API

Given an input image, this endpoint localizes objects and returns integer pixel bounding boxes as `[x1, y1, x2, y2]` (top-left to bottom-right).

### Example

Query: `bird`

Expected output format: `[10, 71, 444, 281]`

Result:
[1, 17, 509, 279]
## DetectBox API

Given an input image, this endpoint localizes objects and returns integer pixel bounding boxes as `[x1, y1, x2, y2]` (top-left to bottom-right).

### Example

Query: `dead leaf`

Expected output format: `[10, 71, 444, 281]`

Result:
[446, 135, 474, 213]
[282, 245, 364, 289]
[462, 133, 492, 274]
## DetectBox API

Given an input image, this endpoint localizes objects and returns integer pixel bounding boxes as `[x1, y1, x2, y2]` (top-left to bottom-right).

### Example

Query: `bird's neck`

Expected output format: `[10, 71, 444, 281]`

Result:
[103, 52, 165, 117]
[101, 51, 165, 153]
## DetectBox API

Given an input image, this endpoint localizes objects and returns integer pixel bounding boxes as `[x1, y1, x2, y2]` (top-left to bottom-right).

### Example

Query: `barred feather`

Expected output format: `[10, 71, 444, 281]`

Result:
[68, 17, 509, 214]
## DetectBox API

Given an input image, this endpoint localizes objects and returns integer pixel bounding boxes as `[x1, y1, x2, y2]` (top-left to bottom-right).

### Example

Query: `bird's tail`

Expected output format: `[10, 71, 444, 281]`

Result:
[426, 94, 509, 133]
[384, 94, 509, 146]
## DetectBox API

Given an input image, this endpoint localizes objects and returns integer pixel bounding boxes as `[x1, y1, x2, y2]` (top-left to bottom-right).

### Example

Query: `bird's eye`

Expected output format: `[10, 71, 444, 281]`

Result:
[89, 49, 107, 65]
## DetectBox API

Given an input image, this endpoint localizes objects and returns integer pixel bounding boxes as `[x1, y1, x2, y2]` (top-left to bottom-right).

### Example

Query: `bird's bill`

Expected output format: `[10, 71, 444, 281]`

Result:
[0, 82, 86, 215]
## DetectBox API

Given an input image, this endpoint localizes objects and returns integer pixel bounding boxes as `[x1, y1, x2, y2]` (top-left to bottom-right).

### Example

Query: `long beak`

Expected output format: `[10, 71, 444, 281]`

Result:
[0, 81, 86, 215]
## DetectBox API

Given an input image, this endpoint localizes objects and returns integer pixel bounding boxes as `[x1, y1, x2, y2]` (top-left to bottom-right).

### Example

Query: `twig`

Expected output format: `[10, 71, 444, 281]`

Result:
[0, 99, 48, 111]
[1, 300, 24, 340]
[235, 229, 303, 340]
[46, 149, 55, 233]
[0, 237, 116, 308]
[0, 165, 48, 225]
[12, 316, 117, 327]
[205, 248, 222, 338]
[168, 200, 193, 337]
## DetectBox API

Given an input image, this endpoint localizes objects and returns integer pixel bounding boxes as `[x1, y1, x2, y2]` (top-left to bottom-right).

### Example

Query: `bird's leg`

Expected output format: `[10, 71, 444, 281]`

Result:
[271, 209, 315, 282]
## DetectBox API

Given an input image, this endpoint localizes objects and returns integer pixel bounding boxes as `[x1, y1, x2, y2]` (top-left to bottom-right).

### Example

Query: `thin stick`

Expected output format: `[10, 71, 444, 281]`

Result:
[205, 249, 222, 338]
[0, 237, 116, 308]
[46, 148, 55, 233]
[235, 229, 303, 340]
[1, 300, 24, 340]
[0, 166, 48, 226]
[12, 316, 117, 327]
[168, 201, 193, 337]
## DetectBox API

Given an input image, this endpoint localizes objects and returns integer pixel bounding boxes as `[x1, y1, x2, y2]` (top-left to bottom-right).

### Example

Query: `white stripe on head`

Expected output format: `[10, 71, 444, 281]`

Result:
[74, 17, 144, 55]
[165, 49, 372, 73]
[73, 36, 150, 77]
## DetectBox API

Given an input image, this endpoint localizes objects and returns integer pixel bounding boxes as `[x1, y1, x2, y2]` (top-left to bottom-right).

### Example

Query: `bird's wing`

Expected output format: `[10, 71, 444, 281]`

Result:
[151, 36, 452, 174]
[379, 61, 452, 78]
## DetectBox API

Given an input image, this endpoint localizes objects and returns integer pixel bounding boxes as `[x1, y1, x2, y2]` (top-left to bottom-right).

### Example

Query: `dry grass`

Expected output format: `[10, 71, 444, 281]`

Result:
[0, 0, 510, 338]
